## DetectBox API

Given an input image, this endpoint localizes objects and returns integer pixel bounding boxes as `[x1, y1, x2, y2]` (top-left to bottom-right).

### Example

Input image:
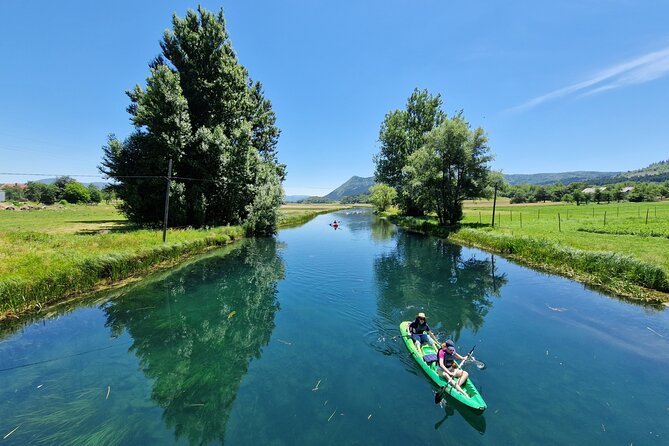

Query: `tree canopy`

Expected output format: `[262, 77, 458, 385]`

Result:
[404, 114, 492, 225]
[101, 6, 285, 234]
[369, 183, 397, 212]
[374, 89, 446, 215]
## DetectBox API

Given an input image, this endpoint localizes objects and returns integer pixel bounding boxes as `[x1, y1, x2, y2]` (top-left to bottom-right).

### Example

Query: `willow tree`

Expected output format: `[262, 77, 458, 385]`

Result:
[404, 114, 492, 225]
[101, 6, 285, 234]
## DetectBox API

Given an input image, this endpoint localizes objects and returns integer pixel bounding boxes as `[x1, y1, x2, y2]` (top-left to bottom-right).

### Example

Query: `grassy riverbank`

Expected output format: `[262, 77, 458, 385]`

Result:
[278, 203, 356, 227]
[384, 200, 669, 303]
[0, 203, 350, 319]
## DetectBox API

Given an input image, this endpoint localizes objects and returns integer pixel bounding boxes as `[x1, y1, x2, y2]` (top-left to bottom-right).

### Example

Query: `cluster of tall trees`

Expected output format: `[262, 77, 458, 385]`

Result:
[11, 177, 105, 204]
[373, 89, 493, 225]
[101, 6, 285, 234]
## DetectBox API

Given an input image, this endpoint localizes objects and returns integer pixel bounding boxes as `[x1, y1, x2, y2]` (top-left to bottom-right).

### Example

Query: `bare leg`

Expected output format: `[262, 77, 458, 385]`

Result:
[458, 370, 469, 388]
[441, 370, 469, 398]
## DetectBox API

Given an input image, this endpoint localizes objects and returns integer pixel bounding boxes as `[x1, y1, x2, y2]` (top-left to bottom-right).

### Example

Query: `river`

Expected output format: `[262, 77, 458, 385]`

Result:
[1, 209, 667, 445]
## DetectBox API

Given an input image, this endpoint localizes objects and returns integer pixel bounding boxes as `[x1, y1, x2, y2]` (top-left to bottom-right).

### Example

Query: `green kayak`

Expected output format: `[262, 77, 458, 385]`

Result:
[400, 321, 487, 411]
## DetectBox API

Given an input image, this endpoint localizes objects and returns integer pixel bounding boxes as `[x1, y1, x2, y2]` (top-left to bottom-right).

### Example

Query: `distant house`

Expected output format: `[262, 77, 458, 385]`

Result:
[0, 190, 5, 202]
[621, 186, 634, 193]
[581, 187, 606, 194]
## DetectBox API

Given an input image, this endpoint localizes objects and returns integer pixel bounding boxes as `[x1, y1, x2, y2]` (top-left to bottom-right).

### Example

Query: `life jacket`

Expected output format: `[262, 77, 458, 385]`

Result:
[410, 319, 429, 334]
[439, 348, 456, 368]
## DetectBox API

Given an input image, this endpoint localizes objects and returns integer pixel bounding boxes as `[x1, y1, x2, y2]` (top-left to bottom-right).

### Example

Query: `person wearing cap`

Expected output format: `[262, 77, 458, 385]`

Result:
[407, 312, 438, 355]
[438, 340, 470, 398]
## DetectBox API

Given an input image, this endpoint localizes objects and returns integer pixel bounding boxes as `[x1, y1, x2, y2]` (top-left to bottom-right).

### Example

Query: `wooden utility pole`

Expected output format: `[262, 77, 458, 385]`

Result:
[491, 185, 497, 227]
[162, 159, 173, 243]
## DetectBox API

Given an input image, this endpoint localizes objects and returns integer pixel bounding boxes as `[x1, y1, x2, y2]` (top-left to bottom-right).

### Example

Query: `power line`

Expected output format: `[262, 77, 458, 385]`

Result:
[0, 172, 206, 181]
[0, 172, 105, 178]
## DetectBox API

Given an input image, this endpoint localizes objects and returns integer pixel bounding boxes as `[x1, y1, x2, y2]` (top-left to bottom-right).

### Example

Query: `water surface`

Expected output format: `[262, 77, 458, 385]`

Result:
[1, 210, 668, 445]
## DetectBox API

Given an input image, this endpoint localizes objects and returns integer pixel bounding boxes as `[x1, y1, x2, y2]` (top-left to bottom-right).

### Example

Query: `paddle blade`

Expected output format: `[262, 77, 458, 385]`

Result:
[434, 387, 444, 404]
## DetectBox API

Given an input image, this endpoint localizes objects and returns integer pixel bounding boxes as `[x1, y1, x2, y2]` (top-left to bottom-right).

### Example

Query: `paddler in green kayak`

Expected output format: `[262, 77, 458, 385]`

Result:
[437, 340, 470, 398]
[407, 312, 439, 355]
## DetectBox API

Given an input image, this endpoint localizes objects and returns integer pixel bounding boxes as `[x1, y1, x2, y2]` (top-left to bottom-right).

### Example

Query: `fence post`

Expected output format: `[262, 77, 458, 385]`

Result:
[604, 210, 607, 226]
[558, 212, 561, 232]
[510, 210, 513, 222]
[520, 212, 523, 228]
[646, 209, 649, 225]
[617, 206, 619, 217]
[491, 184, 497, 227]
[162, 158, 173, 243]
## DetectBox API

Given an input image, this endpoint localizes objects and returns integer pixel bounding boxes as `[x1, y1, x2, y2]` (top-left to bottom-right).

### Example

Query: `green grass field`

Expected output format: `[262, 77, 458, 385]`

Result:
[386, 200, 669, 303]
[461, 200, 669, 272]
[0, 202, 350, 318]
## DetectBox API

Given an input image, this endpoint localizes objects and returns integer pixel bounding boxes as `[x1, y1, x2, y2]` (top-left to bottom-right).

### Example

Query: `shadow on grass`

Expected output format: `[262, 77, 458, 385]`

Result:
[67, 219, 139, 235]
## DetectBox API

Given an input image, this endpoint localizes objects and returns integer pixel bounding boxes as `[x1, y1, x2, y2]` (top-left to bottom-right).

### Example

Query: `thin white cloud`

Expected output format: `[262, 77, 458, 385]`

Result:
[509, 46, 669, 112]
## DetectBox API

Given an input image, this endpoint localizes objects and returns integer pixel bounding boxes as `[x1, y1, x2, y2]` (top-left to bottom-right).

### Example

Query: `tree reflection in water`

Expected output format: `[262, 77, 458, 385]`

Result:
[375, 230, 506, 340]
[370, 216, 395, 242]
[104, 238, 284, 445]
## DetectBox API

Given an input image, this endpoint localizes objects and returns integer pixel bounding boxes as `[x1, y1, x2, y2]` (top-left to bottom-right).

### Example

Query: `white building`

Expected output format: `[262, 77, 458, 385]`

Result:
[0, 190, 5, 202]
[581, 187, 606, 194]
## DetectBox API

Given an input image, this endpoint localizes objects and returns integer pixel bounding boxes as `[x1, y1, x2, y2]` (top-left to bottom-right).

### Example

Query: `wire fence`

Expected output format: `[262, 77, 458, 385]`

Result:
[467, 202, 669, 235]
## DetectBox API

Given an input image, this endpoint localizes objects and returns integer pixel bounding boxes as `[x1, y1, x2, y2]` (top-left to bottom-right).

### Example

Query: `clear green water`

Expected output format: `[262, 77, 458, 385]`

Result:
[1, 210, 668, 445]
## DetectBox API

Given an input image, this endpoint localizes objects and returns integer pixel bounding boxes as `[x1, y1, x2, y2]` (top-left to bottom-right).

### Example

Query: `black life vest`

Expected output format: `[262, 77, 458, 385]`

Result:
[410, 319, 429, 334]
[439, 348, 456, 368]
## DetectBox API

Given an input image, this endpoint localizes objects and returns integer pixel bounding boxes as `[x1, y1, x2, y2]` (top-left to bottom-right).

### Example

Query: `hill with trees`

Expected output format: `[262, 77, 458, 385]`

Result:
[503, 171, 619, 185]
[600, 159, 669, 184]
[504, 160, 669, 186]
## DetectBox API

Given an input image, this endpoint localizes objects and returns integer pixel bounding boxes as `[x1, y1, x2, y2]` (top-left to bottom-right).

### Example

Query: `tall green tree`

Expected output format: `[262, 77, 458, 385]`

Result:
[369, 183, 397, 212]
[101, 6, 285, 234]
[5, 184, 26, 201]
[62, 181, 91, 204]
[374, 88, 445, 215]
[25, 182, 59, 204]
[88, 184, 102, 204]
[404, 114, 492, 225]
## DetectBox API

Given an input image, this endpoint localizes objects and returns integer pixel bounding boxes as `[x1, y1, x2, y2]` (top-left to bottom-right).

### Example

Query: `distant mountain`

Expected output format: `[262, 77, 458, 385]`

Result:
[283, 195, 310, 203]
[504, 160, 669, 186]
[324, 176, 375, 200]
[503, 171, 619, 186]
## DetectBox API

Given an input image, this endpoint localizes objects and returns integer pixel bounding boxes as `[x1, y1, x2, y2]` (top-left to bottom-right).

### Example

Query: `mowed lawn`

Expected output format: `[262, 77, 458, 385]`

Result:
[460, 200, 669, 273]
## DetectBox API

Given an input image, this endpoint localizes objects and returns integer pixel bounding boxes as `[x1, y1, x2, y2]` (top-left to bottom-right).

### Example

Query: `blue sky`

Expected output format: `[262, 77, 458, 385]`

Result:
[1, 1, 668, 196]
